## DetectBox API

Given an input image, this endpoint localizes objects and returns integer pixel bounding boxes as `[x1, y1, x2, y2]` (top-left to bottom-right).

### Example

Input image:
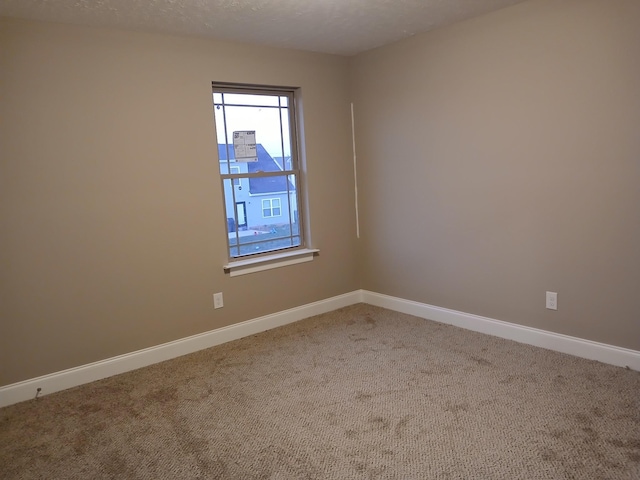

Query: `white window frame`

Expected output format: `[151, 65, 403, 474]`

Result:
[229, 165, 241, 187]
[262, 198, 282, 218]
[212, 82, 317, 275]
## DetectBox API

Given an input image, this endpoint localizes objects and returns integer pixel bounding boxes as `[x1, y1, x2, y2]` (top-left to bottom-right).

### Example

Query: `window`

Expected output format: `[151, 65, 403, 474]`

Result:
[262, 198, 281, 218]
[229, 166, 241, 187]
[213, 83, 306, 261]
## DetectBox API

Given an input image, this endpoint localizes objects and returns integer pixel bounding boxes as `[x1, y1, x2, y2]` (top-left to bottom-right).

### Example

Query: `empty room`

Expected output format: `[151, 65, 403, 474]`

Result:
[1, 0, 638, 478]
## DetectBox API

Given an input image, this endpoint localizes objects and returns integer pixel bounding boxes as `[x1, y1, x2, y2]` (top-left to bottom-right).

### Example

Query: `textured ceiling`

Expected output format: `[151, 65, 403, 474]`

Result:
[0, 0, 528, 55]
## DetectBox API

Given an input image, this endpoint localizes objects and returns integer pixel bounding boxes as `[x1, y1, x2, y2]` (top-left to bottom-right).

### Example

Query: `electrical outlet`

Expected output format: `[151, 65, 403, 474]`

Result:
[546, 291, 557, 310]
[213, 292, 224, 309]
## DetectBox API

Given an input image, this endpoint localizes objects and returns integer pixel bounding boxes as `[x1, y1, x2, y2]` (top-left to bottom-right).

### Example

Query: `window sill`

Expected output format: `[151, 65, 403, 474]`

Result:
[223, 248, 319, 277]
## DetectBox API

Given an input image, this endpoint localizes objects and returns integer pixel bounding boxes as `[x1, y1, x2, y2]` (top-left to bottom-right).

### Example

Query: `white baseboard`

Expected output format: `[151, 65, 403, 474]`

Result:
[362, 290, 640, 371]
[0, 291, 363, 408]
[3, 289, 637, 409]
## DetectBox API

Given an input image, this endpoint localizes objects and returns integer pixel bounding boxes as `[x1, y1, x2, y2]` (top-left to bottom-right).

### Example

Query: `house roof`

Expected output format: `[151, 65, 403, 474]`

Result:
[218, 144, 295, 195]
[273, 156, 292, 171]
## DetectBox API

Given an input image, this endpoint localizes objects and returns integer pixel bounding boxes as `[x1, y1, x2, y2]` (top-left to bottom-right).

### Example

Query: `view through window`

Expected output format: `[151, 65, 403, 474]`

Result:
[212, 84, 303, 259]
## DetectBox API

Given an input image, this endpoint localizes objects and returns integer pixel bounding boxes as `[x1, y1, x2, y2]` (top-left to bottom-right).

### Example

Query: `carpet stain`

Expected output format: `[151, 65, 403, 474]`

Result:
[626, 452, 640, 462]
[353, 459, 387, 477]
[540, 447, 560, 462]
[443, 402, 469, 414]
[498, 373, 539, 385]
[78, 403, 103, 414]
[581, 426, 599, 440]
[394, 415, 412, 439]
[553, 374, 568, 386]
[72, 430, 91, 455]
[145, 386, 178, 404]
[573, 412, 592, 425]
[355, 392, 373, 401]
[419, 367, 453, 376]
[100, 449, 137, 478]
[608, 438, 640, 449]
[469, 356, 493, 367]
[369, 416, 390, 430]
[550, 428, 570, 440]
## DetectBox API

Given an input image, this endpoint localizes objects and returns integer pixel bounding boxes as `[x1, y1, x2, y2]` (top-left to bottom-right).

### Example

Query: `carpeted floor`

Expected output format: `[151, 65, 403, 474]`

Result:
[1, 304, 639, 479]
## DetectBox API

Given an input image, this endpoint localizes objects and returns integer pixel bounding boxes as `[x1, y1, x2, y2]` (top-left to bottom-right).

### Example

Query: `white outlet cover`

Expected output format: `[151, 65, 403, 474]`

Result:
[546, 292, 557, 310]
[213, 293, 224, 309]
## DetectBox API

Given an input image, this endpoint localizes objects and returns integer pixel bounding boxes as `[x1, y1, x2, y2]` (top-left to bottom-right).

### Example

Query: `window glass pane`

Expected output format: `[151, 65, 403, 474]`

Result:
[233, 225, 301, 256]
[280, 108, 291, 169]
[213, 93, 223, 104]
[215, 110, 233, 175]
[280, 96, 288, 107]
[221, 93, 280, 107]
[217, 105, 290, 169]
[222, 175, 299, 257]
[223, 178, 240, 259]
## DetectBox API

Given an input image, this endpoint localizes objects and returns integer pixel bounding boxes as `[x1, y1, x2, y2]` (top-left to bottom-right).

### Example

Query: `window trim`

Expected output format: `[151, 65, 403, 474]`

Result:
[213, 82, 312, 267]
[223, 248, 319, 277]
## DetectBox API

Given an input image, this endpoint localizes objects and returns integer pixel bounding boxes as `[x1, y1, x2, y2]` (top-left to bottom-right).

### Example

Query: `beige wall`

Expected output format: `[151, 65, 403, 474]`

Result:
[351, 0, 640, 350]
[0, 18, 359, 386]
[2, 0, 639, 387]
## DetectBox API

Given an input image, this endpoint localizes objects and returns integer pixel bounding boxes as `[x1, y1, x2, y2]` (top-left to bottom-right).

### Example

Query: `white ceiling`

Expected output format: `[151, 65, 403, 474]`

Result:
[0, 0, 528, 56]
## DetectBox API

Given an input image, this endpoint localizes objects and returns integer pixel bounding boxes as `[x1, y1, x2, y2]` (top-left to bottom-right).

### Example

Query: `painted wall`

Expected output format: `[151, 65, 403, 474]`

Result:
[351, 0, 640, 350]
[0, 18, 359, 386]
[2, 0, 639, 388]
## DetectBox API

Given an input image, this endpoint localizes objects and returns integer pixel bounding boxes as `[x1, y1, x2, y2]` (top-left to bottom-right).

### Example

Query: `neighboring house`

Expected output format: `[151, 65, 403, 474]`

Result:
[273, 156, 292, 171]
[218, 144, 297, 231]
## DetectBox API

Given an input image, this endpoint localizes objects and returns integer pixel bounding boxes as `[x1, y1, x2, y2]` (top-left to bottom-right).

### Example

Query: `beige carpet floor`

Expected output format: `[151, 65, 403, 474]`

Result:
[1, 304, 639, 479]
